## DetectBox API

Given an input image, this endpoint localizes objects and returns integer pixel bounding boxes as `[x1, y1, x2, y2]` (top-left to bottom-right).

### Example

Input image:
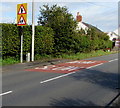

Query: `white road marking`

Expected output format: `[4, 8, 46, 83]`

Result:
[40, 58, 118, 84]
[108, 59, 118, 62]
[86, 63, 103, 69]
[0, 91, 12, 96]
[40, 72, 76, 84]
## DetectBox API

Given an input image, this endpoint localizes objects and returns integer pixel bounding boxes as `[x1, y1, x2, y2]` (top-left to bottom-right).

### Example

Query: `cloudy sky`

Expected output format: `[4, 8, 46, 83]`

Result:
[1, 0, 119, 32]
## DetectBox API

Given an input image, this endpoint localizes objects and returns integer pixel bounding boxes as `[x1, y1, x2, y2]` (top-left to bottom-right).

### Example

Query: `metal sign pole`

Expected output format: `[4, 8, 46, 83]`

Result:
[31, 0, 35, 61]
[20, 26, 23, 63]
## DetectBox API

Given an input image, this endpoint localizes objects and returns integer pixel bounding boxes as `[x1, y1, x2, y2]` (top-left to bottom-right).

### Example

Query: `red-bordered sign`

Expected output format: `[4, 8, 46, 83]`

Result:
[18, 4, 27, 15]
[17, 3, 27, 26]
[17, 15, 26, 26]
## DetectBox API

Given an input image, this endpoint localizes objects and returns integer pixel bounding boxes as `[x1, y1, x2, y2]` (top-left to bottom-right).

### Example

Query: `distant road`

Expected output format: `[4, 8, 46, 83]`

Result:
[2, 53, 119, 106]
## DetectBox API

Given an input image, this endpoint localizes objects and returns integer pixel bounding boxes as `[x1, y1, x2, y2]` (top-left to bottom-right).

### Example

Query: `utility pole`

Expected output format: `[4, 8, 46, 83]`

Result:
[31, 0, 35, 61]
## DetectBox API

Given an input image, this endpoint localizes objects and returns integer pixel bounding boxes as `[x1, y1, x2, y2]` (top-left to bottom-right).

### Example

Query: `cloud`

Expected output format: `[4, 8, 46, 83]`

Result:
[68, 2, 118, 32]
[1, 2, 118, 32]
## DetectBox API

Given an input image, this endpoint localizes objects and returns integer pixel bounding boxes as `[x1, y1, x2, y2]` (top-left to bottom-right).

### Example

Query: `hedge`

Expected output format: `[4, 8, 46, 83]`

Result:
[1, 23, 112, 60]
[1, 23, 54, 59]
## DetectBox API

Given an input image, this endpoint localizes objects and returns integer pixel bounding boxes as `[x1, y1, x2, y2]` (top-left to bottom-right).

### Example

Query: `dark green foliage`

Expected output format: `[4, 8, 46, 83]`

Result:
[1, 23, 54, 59]
[38, 4, 112, 55]
[38, 4, 77, 53]
[2, 23, 20, 58]
[1, 4, 113, 62]
[22, 25, 32, 55]
[35, 26, 54, 55]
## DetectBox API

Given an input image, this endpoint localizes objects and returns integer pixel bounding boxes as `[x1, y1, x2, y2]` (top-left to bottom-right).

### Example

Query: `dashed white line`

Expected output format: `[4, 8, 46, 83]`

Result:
[40, 58, 118, 84]
[0, 91, 12, 96]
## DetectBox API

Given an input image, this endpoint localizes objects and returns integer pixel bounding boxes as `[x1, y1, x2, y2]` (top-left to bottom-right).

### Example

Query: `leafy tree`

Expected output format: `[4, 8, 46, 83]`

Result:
[38, 4, 77, 53]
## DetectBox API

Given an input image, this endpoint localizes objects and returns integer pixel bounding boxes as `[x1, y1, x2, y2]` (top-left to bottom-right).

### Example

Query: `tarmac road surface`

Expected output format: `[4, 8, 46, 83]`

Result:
[2, 53, 119, 106]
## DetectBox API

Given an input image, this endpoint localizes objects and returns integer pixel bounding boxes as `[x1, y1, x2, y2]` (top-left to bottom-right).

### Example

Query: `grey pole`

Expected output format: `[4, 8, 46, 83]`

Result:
[20, 26, 23, 63]
[31, 0, 35, 61]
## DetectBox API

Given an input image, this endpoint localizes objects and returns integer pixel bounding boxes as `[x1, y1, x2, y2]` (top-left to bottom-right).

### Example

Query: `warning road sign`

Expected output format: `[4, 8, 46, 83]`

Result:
[18, 4, 27, 15]
[17, 15, 26, 25]
[17, 3, 27, 26]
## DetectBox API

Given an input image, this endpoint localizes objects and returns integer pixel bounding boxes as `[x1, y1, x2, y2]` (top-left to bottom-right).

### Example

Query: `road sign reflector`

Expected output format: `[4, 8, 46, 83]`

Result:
[17, 15, 26, 25]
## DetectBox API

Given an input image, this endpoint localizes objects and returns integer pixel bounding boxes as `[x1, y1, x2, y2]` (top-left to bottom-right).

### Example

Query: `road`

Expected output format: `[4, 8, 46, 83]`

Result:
[2, 53, 119, 106]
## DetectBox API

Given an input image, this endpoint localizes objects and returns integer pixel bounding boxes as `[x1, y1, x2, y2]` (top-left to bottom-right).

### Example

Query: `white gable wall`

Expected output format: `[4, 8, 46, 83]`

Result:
[76, 22, 88, 31]
[107, 32, 118, 41]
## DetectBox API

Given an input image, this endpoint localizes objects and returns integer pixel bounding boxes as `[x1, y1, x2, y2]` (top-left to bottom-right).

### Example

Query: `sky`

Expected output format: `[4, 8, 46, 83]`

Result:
[0, 0, 119, 32]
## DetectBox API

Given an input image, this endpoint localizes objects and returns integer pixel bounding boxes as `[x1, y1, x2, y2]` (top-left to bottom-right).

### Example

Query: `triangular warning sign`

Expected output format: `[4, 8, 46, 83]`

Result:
[17, 15, 26, 25]
[18, 4, 27, 15]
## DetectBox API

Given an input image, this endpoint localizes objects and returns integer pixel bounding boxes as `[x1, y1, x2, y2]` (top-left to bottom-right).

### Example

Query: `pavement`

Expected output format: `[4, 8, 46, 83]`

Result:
[1, 53, 119, 107]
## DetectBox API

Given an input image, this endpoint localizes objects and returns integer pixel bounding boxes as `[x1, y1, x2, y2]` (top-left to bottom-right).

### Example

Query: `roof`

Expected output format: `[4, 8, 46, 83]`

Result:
[82, 22, 102, 33]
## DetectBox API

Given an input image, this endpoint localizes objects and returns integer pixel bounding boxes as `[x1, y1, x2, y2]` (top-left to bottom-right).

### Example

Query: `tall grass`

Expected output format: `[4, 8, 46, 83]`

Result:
[58, 50, 117, 60]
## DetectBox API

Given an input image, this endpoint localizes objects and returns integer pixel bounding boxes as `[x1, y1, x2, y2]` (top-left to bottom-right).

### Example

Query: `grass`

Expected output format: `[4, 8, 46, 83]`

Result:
[58, 50, 118, 60]
[2, 57, 19, 66]
[2, 50, 118, 66]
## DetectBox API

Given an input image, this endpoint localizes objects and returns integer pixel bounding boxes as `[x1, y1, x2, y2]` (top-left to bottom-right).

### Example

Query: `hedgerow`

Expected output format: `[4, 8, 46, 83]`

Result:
[1, 23, 112, 61]
[1, 23, 54, 59]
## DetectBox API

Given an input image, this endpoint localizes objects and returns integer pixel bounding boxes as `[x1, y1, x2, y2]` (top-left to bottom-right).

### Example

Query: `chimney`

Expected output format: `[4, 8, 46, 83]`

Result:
[76, 12, 82, 22]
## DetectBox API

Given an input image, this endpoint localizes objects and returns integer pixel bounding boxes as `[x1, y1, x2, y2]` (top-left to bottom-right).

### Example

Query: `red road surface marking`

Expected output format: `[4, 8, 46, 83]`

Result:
[56, 60, 108, 68]
[25, 60, 108, 73]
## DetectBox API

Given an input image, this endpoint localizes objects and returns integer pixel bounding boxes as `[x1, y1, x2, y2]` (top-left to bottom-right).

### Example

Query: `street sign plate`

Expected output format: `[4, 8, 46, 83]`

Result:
[17, 3, 27, 26]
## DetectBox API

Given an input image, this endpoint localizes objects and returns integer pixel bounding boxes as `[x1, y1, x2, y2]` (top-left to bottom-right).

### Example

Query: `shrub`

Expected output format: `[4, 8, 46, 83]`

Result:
[2, 23, 20, 58]
[1, 23, 54, 59]
[35, 26, 54, 55]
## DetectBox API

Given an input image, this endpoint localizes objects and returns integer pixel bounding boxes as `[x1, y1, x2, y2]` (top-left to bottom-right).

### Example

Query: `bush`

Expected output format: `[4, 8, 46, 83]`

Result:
[35, 26, 54, 55]
[1, 22, 113, 62]
[2, 23, 20, 58]
[22, 25, 32, 55]
[1, 23, 54, 60]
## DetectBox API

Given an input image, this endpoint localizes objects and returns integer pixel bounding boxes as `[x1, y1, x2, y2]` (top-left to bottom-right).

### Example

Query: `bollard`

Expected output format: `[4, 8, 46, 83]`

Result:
[26, 53, 30, 62]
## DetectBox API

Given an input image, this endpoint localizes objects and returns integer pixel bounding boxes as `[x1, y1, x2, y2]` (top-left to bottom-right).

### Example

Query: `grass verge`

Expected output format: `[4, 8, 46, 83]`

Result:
[2, 50, 118, 66]
[2, 57, 19, 66]
[58, 50, 118, 60]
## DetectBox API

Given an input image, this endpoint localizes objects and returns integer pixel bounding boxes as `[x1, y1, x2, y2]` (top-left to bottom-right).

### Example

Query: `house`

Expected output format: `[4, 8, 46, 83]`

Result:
[76, 12, 120, 48]
[76, 12, 102, 33]
[107, 29, 120, 48]
[76, 12, 88, 31]
[107, 29, 119, 41]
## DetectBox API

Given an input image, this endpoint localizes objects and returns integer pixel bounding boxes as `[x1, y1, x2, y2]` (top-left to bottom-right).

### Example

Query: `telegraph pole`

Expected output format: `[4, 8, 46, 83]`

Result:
[31, 0, 35, 61]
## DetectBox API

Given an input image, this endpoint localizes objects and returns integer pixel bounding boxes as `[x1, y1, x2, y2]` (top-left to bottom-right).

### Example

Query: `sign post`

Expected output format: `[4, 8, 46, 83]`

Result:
[17, 3, 27, 63]
[20, 27, 23, 63]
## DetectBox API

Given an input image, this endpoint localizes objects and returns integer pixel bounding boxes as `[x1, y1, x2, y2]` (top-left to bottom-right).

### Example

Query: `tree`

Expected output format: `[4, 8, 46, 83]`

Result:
[38, 4, 77, 54]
